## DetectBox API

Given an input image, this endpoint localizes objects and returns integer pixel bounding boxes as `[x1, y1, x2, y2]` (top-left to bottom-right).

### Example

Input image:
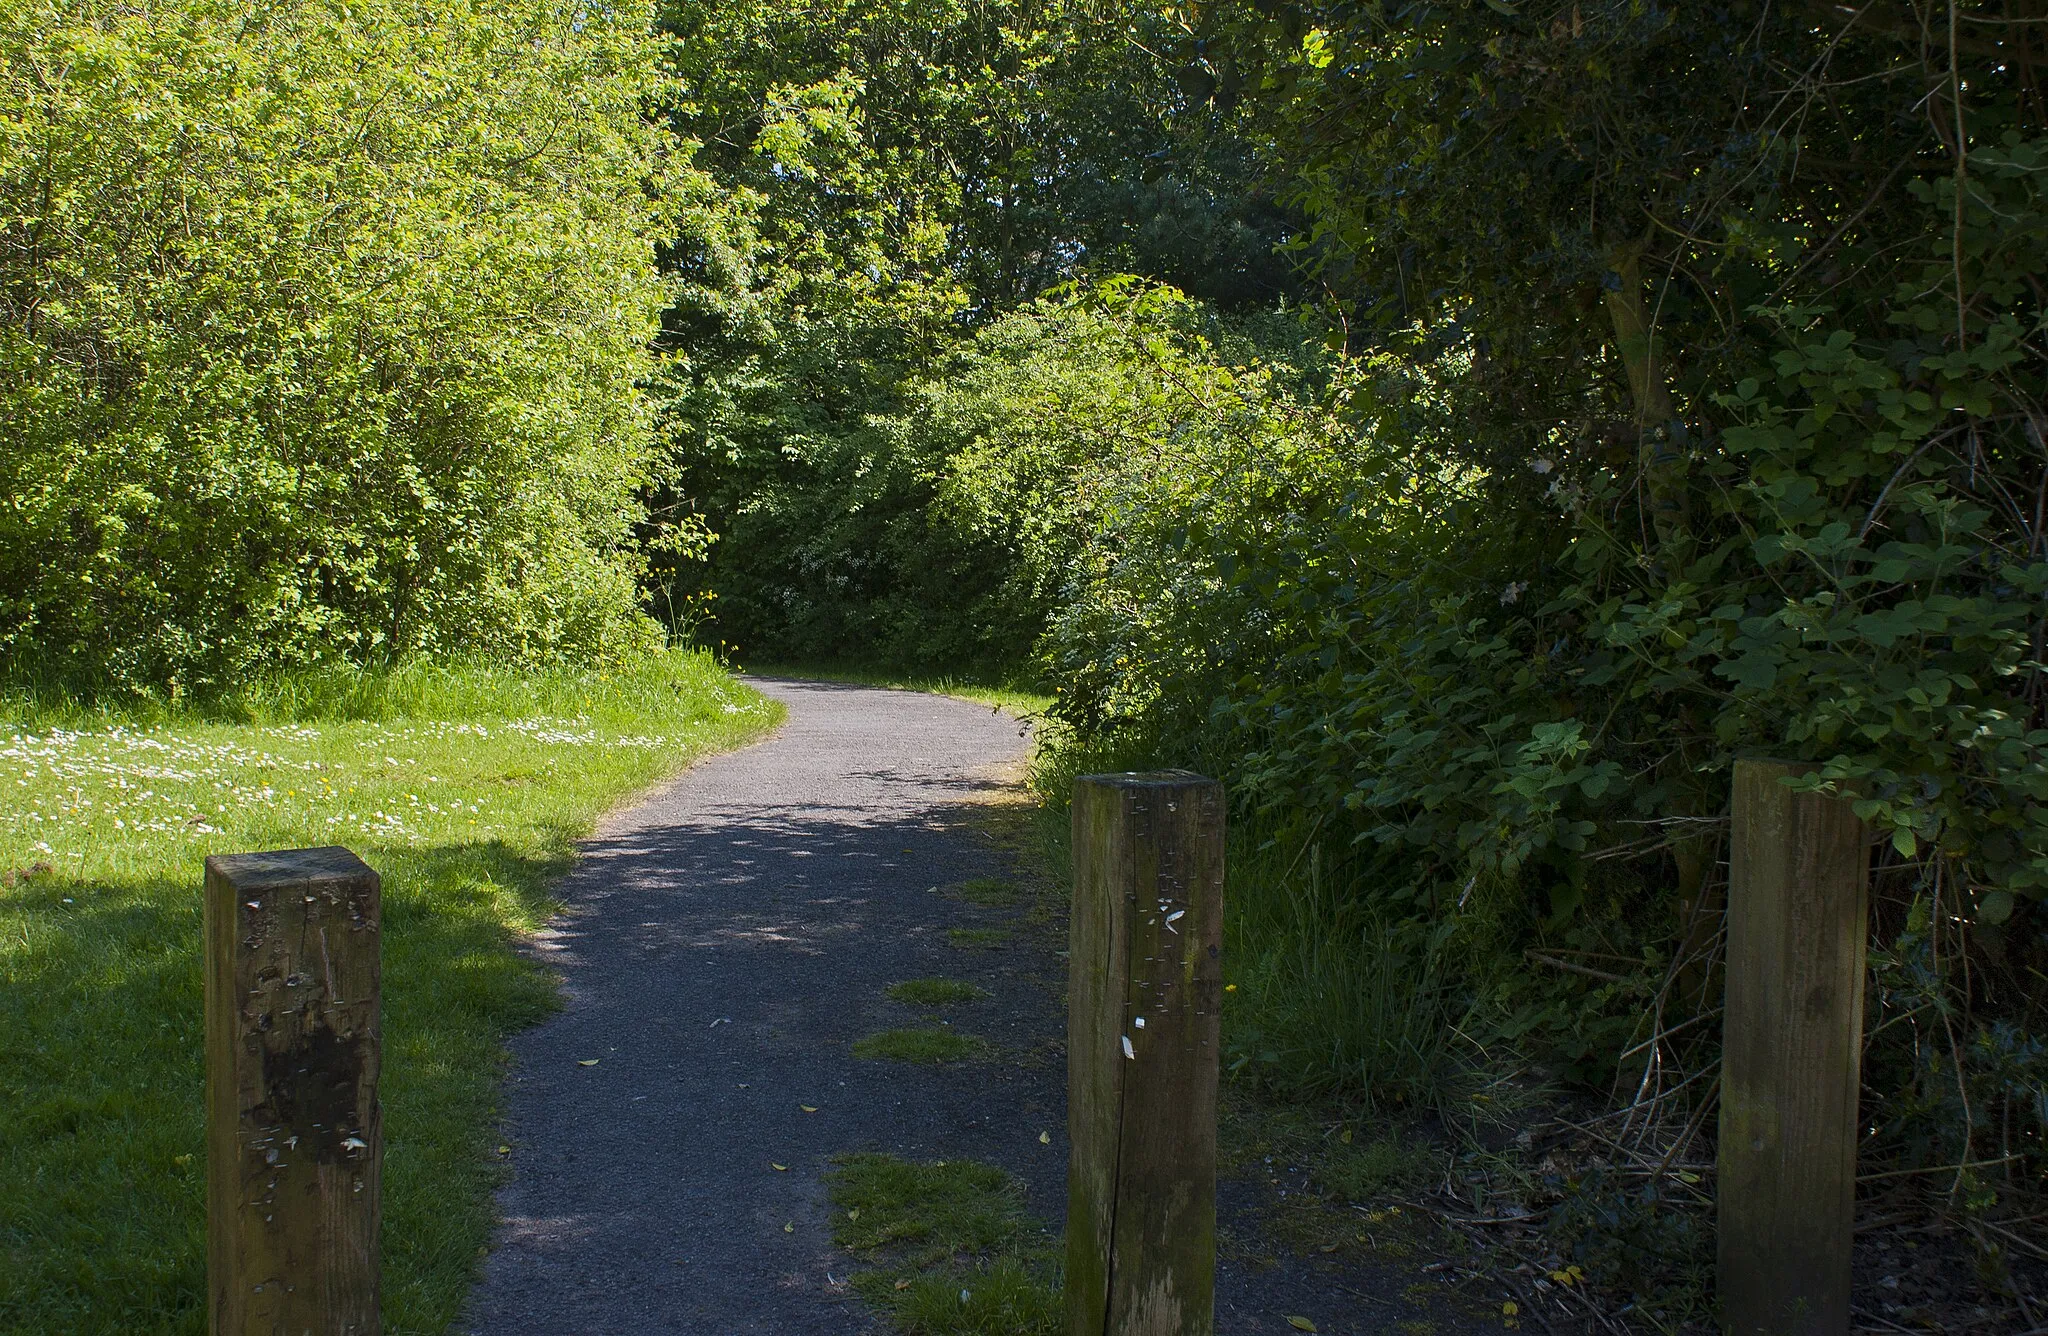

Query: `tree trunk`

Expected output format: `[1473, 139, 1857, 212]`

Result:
[1602, 241, 1691, 553]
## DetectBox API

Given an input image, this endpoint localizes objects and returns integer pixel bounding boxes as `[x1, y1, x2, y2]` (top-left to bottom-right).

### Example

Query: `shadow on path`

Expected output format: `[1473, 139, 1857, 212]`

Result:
[463, 677, 1497, 1336]
[463, 679, 1059, 1335]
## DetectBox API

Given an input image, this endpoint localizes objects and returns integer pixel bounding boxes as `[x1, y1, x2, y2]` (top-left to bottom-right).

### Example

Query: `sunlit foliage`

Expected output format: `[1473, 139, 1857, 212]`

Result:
[1, 0, 693, 690]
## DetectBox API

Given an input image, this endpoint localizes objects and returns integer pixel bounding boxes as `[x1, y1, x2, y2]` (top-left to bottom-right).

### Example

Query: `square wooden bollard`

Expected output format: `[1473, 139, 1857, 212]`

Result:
[204, 847, 382, 1336]
[1067, 772, 1225, 1336]
[1719, 761, 1870, 1336]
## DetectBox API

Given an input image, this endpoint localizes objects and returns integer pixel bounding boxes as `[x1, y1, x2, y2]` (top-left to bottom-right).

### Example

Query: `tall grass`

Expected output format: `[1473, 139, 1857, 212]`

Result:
[2, 654, 730, 730]
[1224, 840, 1480, 1115]
[1031, 727, 1485, 1118]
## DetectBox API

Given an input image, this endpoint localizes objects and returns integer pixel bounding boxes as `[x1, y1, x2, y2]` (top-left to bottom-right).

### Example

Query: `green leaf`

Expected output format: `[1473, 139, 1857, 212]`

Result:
[1978, 890, 2016, 926]
[1716, 651, 1779, 691]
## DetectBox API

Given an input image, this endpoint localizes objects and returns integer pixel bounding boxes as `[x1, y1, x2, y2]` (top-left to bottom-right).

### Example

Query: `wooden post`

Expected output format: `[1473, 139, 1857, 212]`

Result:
[1719, 761, 1870, 1336]
[205, 847, 382, 1336]
[1067, 772, 1225, 1336]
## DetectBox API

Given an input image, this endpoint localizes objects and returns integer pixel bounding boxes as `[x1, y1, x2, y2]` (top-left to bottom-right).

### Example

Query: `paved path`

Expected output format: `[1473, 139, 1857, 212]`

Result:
[464, 676, 1496, 1336]
[464, 677, 1058, 1335]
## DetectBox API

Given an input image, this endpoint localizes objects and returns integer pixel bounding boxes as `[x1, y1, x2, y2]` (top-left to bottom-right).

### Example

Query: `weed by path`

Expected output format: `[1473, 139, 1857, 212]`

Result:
[948, 877, 1025, 907]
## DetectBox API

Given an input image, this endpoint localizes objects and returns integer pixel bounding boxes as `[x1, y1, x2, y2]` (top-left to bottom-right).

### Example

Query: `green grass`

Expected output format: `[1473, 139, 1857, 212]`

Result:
[1029, 727, 1485, 1117]
[1315, 1131, 1435, 1202]
[949, 877, 1023, 906]
[852, 1027, 986, 1065]
[1223, 840, 1490, 1117]
[946, 926, 1009, 951]
[0, 649, 782, 1335]
[740, 660, 1052, 718]
[826, 1153, 1059, 1335]
[886, 979, 991, 1007]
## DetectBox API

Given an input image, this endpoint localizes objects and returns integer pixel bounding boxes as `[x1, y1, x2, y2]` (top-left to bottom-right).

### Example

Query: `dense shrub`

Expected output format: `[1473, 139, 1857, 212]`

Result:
[648, 0, 1308, 664]
[0, 0, 687, 691]
[931, 230, 2046, 1162]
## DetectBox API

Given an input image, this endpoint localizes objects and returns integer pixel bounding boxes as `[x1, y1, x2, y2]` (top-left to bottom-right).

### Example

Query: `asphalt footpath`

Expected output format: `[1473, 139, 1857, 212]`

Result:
[462, 675, 1494, 1336]
[462, 677, 1057, 1334]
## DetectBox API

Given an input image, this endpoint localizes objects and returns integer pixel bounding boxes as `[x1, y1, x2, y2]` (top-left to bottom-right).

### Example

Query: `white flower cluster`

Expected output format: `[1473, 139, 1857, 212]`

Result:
[407, 718, 674, 748]
[2, 712, 685, 868]
[1, 724, 465, 860]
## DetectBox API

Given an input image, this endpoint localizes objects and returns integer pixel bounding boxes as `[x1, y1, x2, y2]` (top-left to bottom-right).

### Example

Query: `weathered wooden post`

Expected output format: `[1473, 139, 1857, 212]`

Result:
[1719, 761, 1871, 1336]
[205, 847, 382, 1335]
[1067, 772, 1225, 1336]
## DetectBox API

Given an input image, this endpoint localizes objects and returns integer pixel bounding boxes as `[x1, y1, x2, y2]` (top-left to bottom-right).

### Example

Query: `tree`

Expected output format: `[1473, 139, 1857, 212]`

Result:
[1, 0, 694, 688]
[648, 0, 1309, 661]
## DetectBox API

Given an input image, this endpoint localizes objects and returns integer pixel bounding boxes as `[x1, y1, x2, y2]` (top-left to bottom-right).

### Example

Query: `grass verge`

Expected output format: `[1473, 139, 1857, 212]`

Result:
[0, 649, 781, 1336]
[826, 1153, 1059, 1335]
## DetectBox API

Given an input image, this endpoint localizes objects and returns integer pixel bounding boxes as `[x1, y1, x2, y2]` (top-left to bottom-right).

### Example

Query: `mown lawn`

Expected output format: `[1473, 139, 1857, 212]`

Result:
[0, 652, 781, 1335]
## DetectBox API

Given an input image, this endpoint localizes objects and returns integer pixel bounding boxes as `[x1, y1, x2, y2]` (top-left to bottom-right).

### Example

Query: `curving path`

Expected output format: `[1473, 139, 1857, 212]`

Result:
[463, 677, 1058, 1335]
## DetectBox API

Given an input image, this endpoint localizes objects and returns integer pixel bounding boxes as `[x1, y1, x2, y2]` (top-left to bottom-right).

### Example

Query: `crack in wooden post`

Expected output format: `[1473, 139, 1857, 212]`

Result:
[206, 846, 381, 1336]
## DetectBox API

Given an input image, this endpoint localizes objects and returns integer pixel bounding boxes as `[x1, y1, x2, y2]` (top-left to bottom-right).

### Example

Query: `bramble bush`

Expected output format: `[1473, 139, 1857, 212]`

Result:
[1, 0, 691, 692]
[921, 186, 2046, 1164]
[905, 10, 2048, 1238]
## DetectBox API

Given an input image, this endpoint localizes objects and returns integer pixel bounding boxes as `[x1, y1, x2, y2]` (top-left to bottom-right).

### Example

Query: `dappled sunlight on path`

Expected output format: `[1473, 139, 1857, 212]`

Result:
[462, 679, 1055, 1335]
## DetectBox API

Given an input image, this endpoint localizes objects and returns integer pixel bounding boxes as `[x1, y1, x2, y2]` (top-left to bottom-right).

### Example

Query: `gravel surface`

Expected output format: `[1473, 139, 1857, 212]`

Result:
[463, 676, 1494, 1336]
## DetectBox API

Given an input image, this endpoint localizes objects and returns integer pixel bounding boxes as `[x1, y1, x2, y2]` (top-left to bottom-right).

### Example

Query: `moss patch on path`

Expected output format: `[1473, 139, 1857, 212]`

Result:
[853, 1027, 986, 1065]
[886, 978, 991, 1006]
[826, 1153, 1059, 1336]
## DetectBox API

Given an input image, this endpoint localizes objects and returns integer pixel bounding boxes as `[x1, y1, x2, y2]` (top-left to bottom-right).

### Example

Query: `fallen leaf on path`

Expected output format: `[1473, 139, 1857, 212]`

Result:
[783, 1222, 794, 1233]
[577, 1059, 599, 1067]
[1039, 1131, 1051, 1144]
[1285, 1319, 1317, 1333]
[801, 1105, 818, 1112]
[771, 1163, 788, 1171]
[497, 1145, 511, 1156]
